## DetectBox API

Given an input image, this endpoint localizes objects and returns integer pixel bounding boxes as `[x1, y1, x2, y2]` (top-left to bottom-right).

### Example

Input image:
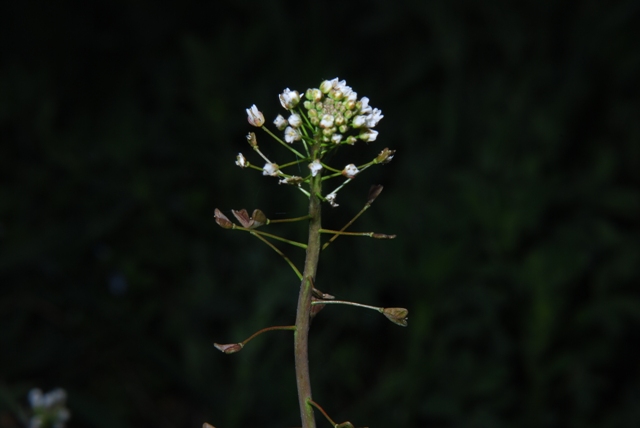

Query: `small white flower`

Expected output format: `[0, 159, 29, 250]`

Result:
[28, 389, 43, 408]
[28, 388, 70, 428]
[366, 108, 384, 128]
[334, 79, 348, 92]
[342, 164, 359, 178]
[308, 159, 323, 177]
[320, 114, 334, 129]
[279, 88, 300, 109]
[331, 133, 343, 144]
[288, 113, 302, 128]
[284, 126, 302, 143]
[263, 162, 279, 176]
[235, 153, 247, 168]
[359, 97, 372, 114]
[246, 105, 264, 127]
[273, 114, 288, 130]
[352, 115, 367, 128]
[359, 129, 378, 142]
[325, 192, 339, 207]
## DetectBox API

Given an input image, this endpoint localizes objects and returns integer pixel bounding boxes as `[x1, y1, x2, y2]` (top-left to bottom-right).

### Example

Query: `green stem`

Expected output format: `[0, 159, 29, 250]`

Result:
[294, 141, 323, 428]
[311, 299, 382, 313]
[268, 215, 312, 224]
[322, 204, 371, 250]
[240, 325, 296, 346]
[319, 229, 374, 237]
[262, 126, 307, 159]
[250, 232, 303, 280]
[237, 227, 307, 249]
[307, 399, 337, 427]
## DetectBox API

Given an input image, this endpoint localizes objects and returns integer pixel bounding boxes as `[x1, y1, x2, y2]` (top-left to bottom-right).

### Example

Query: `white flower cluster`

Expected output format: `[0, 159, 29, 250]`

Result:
[240, 78, 393, 206]
[28, 388, 70, 428]
[273, 78, 383, 145]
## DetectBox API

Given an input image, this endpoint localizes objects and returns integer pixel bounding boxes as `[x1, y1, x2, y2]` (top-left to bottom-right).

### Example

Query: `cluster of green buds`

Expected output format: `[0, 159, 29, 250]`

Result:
[239, 78, 395, 207]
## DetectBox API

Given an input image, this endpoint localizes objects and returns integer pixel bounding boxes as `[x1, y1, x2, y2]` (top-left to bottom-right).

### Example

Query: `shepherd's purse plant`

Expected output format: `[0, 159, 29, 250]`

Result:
[207, 78, 407, 428]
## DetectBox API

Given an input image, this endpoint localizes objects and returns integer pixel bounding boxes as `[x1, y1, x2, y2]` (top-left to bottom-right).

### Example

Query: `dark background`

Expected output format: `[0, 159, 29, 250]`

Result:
[1, 1, 639, 427]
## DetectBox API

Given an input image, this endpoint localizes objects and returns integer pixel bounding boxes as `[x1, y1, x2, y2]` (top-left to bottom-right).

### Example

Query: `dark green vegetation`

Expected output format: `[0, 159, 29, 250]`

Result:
[1, 1, 638, 427]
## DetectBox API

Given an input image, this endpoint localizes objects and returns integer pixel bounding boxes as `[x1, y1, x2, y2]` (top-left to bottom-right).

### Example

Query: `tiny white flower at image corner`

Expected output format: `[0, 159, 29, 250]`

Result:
[284, 126, 302, 143]
[28, 389, 44, 408]
[288, 113, 302, 128]
[325, 192, 339, 207]
[274, 114, 288, 130]
[308, 159, 323, 177]
[342, 164, 359, 179]
[279, 88, 300, 110]
[263, 162, 279, 176]
[359, 129, 379, 142]
[246, 104, 264, 127]
[235, 153, 247, 168]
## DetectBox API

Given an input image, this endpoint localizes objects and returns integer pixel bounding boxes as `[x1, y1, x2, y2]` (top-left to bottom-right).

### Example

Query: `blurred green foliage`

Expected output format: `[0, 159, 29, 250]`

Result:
[1, 1, 639, 427]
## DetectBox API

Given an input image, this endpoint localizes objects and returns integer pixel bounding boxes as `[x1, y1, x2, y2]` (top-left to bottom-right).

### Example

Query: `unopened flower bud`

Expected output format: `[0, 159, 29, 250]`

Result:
[246, 105, 264, 127]
[352, 115, 367, 128]
[246, 132, 258, 147]
[214, 342, 244, 354]
[375, 148, 396, 164]
[214, 209, 234, 229]
[320, 114, 334, 129]
[342, 164, 359, 179]
[359, 129, 378, 142]
[331, 133, 343, 144]
[382, 307, 408, 327]
[320, 79, 334, 94]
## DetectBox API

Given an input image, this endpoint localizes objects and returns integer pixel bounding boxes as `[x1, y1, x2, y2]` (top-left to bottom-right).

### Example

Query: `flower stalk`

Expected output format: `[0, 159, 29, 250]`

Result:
[213, 78, 401, 428]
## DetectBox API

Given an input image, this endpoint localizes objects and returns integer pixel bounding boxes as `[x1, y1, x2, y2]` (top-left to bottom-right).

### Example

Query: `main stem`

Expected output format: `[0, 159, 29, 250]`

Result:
[294, 142, 322, 428]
